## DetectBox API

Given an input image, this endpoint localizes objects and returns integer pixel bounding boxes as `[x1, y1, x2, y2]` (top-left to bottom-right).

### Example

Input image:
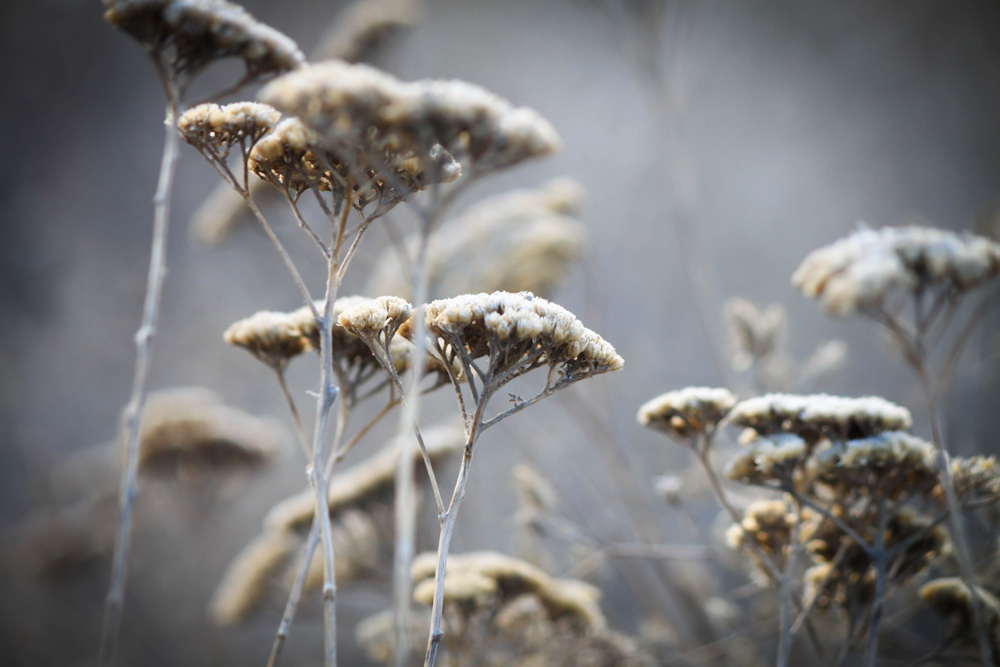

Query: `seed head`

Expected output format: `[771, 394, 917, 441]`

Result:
[920, 578, 1000, 657]
[725, 298, 786, 362]
[724, 434, 808, 486]
[810, 431, 938, 501]
[637, 387, 736, 440]
[103, 0, 304, 89]
[208, 531, 298, 625]
[312, 0, 424, 65]
[725, 500, 796, 585]
[793, 226, 1000, 317]
[338, 295, 412, 340]
[728, 393, 911, 443]
[223, 309, 310, 369]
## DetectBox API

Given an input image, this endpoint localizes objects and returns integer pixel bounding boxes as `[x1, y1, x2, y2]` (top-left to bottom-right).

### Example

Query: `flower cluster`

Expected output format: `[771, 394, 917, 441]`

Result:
[637, 387, 736, 440]
[177, 102, 280, 165]
[793, 226, 1000, 317]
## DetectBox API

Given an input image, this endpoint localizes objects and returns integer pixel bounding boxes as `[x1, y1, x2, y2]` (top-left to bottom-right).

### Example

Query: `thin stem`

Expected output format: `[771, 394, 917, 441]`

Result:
[865, 496, 889, 667]
[286, 193, 331, 259]
[266, 519, 321, 667]
[330, 397, 400, 468]
[275, 367, 310, 459]
[99, 95, 182, 667]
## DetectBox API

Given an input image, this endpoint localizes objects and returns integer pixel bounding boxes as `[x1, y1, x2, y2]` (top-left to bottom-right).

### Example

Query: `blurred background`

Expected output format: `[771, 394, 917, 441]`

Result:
[2, 0, 1000, 664]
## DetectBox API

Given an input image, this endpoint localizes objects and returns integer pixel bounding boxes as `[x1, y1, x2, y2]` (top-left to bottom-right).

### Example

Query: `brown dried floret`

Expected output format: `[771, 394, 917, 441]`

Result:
[103, 0, 304, 90]
[137, 387, 283, 475]
[728, 393, 912, 443]
[637, 387, 736, 440]
[223, 309, 310, 368]
[338, 295, 412, 340]
[6, 498, 117, 580]
[920, 578, 1000, 657]
[793, 226, 1000, 318]
[810, 431, 939, 501]
[207, 531, 298, 625]
[312, 0, 424, 64]
[365, 178, 588, 301]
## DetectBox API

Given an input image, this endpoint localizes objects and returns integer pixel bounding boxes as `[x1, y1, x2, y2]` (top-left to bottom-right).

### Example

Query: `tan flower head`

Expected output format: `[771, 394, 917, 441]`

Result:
[249, 118, 334, 195]
[637, 387, 736, 440]
[793, 226, 1000, 318]
[338, 295, 412, 340]
[725, 500, 796, 585]
[223, 309, 310, 368]
[137, 387, 283, 475]
[425, 292, 622, 393]
[724, 434, 808, 486]
[178, 102, 280, 161]
[920, 578, 1000, 657]
[365, 178, 588, 301]
[728, 393, 911, 443]
[207, 531, 298, 625]
[312, 0, 424, 65]
[810, 431, 938, 501]
[725, 298, 786, 361]
[936, 455, 1000, 505]
[104, 0, 304, 89]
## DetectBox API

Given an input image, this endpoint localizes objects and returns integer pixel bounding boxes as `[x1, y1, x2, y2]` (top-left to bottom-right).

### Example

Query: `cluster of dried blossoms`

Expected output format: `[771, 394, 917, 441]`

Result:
[365, 178, 588, 301]
[638, 387, 1000, 661]
[356, 551, 653, 667]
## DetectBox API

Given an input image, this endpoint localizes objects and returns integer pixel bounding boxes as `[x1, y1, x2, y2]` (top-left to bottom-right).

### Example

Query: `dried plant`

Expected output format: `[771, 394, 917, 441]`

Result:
[920, 578, 1000, 663]
[794, 225, 1000, 664]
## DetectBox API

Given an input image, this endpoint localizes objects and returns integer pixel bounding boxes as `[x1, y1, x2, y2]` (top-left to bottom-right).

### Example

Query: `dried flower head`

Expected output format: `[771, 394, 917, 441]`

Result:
[177, 101, 280, 164]
[411, 551, 605, 630]
[725, 500, 797, 584]
[103, 0, 304, 90]
[223, 309, 310, 368]
[728, 393, 912, 443]
[365, 178, 588, 301]
[312, 0, 424, 64]
[425, 291, 622, 399]
[208, 531, 298, 625]
[7, 498, 117, 580]
[725, 297, 786, 363]
[637, 387, 736, 440]
[724, 434, 808, 486]
[793, 226, 1000, 317]
[920, 578, 1000, 657]
[936, 455, 1000, 505]
[338, 295, 412, 340]
[810, 431, 939, 501]
[137, 387, 283, 475]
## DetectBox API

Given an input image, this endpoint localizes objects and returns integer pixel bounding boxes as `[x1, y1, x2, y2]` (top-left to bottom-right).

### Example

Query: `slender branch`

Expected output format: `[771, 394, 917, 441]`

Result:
[275, 367, 310, 459]
[286, 193, 331, 259]
[865, 496, 889, 667]
[267, 519, 321, 667]
[330, 397, 400, 469]
[100, 94, 183, 667]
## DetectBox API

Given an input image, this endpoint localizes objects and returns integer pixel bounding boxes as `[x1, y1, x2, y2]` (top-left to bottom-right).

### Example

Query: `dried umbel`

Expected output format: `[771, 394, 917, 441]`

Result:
[103, 0, 304, 91]
[365, 178, 588, 301]
[338, 295, 412, 341]
[208, 531, 298, 625]
[810, 431, 939, 501]
[137, 387, 283, 475]
[312, 0, 424, 64]
[259, 60, 560, 178]
[178, 101, 280, 165]
[725, 298, 786, 363]
[223, 309, 311, 369]
[725, 500, 797, 585]
[637, 387, 736, 440]
[6, 498, 118, 580]
[802, 510, 948, 611]
[792, 225, 1000, 318]
[425, 291, 623, 398]
[728, 393, 912, 444]
[943, 456, 1000, 505]
[920, 578, 1000, 658]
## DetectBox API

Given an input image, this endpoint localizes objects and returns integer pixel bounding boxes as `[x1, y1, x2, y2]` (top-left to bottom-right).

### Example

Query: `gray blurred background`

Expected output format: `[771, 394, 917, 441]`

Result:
[2, 1, 1000, 665]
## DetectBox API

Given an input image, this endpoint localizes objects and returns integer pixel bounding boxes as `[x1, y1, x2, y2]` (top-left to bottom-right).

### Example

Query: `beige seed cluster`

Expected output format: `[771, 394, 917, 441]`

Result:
[177, 102, 280, 158]
[729, 393, 912, 442]
[338, 295, 412, 340]
[637, 387, 736, 440]
[793, 225, 1000, 317]
[425, 291, 623, 376]
[726, 500, 797, 585]
[920, 578, 1000, 658]
[312, 0, 424, 65]
[724, 435, 808, 486]
[365, 178, 588, 301]
[103, 0, 304, 85]
[222, 309, 311, 368]
[725, 297, 786, 361]
[259, 60, 560, 173]
[810, 431, 939, 501]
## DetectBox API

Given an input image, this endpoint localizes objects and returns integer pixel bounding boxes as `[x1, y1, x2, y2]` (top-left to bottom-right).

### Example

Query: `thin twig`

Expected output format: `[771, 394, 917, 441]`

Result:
[100, 94, 182, 667]
[275, 367, 310, 459]
[267, 519, 321, 667]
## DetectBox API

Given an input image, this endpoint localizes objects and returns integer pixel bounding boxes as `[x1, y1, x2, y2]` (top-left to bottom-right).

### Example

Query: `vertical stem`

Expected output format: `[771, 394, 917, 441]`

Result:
[918, 364, 994, 666]
[99, 96, 181, 667]
[267, 520, 321, 667]
[392, 220, 434, 667]
[865, 497, 888, 667]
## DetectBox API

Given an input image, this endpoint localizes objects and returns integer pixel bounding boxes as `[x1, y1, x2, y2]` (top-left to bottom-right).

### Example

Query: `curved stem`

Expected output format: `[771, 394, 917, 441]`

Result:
[266, 519, 320, 667]
[275, 367, 310, 459]
[99, 95, 182, 667]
